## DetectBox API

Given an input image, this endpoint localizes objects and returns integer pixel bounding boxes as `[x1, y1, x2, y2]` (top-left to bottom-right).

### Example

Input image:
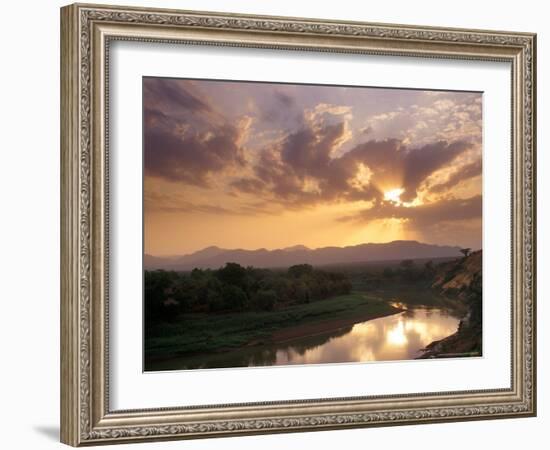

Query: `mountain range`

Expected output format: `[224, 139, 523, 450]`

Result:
[144, 240, 464, 271]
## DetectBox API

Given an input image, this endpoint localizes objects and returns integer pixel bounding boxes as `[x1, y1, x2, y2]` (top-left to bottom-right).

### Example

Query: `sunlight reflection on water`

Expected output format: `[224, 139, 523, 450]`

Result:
[273, 308, 459, 365]
[148, 306, 461, 370]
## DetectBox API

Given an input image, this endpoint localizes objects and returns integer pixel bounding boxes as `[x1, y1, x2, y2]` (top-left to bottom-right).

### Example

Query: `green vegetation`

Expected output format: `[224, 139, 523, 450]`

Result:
[325, 257, 451, 292]
[145, 292, 397, 359]
[145, 263, 352, 325]
[144, 256, 474, 366]
[145, 262, 356, 359]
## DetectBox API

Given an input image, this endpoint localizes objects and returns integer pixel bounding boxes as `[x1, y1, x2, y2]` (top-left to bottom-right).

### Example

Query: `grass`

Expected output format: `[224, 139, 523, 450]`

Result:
[145, 293, 397, 358]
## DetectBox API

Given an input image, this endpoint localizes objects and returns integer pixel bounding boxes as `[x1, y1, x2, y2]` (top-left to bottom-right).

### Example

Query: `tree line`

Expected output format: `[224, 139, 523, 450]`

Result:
[383, 250, 472, 283]
[380, 259, 437, 282]
[145, 263, 352, 324]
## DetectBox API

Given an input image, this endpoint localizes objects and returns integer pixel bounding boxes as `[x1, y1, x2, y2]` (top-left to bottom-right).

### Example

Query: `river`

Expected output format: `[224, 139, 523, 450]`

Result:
[148, 302, 461, 371]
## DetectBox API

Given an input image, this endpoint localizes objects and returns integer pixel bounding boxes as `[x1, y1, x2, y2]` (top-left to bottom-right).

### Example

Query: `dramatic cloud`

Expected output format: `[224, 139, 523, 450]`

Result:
[232, 118, 472, 208]
[233, 121, 376, 206]
[340, 195, 482, 226]
[144, 124, 246, 186]
[399, 140, 471, 201]
[143, 78, 483, 254]
[429, 159, 482, 193]
[143, 78, 247, 186]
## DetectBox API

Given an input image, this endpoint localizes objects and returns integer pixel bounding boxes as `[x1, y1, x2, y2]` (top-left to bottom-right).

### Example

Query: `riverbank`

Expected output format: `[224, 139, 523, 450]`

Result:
[417, 251, 482, 359]
[269, 308, 402, 343]
[417, 317, 482, 358]
[145, 293, 401, 363]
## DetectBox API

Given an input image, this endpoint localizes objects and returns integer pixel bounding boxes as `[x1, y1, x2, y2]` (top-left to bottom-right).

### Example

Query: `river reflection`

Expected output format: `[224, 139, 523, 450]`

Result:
[274, 308, 458, 365]
[148, 306, 460, 371]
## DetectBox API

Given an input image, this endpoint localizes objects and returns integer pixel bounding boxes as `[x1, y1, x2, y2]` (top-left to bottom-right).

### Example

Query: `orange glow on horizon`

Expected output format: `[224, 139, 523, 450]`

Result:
[143, 79, 482, 256]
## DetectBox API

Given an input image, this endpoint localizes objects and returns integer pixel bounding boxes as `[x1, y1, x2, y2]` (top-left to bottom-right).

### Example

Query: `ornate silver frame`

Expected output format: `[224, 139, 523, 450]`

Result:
[60, 3, 536, 446]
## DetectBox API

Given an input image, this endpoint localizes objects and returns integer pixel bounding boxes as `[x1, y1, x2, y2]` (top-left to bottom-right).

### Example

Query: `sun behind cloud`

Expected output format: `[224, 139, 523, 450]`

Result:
[384, 188, 405, 204]
[143, 77, 482, 255]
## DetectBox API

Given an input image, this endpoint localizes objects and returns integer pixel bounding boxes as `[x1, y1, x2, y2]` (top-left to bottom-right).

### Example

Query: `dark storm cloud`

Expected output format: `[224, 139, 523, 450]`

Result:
[143, 78, 246, 186]
[430, 159, 482, 193]
[340, 195, 482, 226]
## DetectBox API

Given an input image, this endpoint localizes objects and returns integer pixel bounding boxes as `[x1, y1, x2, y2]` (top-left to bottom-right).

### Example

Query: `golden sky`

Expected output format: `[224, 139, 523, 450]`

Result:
[144, 78, 482, 256]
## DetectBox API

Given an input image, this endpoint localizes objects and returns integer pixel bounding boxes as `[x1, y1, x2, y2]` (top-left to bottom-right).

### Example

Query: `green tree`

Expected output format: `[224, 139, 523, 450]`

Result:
[217, 262, 247, 288]
[206, 288, 224, 312]
[190, 267, 204, 280]
[288, 264, 314, 278]
[254, 289, 277, 311]
[221, 285, 248, 311]
[144, 270, 178, 324]
[399, 259, 417, 282]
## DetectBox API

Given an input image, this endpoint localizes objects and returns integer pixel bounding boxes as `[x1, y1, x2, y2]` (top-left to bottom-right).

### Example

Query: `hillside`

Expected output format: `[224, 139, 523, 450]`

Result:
[432, 250, 482, 296]
[420, 250, 483, 358]
[145, 240, 463, 270]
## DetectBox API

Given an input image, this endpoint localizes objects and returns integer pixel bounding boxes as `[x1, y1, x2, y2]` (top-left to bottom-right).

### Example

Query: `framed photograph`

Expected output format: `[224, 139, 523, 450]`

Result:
[60, 3, 536, 446]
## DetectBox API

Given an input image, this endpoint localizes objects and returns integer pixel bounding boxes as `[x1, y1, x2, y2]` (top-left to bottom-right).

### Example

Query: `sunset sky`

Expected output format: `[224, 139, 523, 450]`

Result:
[144, 77, 482, 256]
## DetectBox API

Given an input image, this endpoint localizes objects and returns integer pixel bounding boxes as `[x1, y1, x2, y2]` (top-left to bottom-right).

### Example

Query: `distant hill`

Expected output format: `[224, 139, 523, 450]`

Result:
[144, 240, 464, 271]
